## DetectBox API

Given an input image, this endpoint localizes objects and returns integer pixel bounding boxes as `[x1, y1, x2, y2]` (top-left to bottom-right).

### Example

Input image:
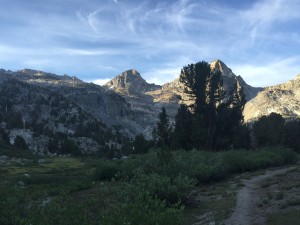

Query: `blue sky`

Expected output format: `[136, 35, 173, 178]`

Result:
[0, 0, 300, 87]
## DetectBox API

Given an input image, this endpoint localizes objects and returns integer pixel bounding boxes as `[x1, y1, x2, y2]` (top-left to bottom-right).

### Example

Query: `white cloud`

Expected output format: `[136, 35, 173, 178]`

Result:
[233, 56, 300, 87]
[239, 0, 300, 42]
[91, 78, 112, 85]
[144, 68, 180, 85]
[1, 0, 300, 88]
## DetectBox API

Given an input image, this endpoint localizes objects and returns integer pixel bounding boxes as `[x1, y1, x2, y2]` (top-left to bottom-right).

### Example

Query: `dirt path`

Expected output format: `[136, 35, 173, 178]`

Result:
[223, 166, 297, 225]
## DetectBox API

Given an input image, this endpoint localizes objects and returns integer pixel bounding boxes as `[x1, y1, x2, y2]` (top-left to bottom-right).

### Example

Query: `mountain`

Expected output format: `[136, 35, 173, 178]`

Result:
[0, 70, 118, 155]
[103, 69, 178, 138]
[10, 69, 136, 129]
[103, 60, 263, 138]
[210, 60, 263, 101]
[145, 60, 262, 106]
[244, 74, 300, 122]
[103, 69, 161, 95]
[0, 60, 264, 154]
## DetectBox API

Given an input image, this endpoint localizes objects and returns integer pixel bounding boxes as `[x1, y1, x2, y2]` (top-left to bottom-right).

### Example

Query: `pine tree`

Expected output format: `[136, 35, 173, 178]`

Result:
[216, 81, 249, 149]
[0, 129, 10, 145]
[172, 104, 193, 150]
[153, 107, 171, 148]
[133, 134, 150, 154]
[14, 135, 28, 150]
[252, 113, 285, 147]
[282, 119, 300, 152]
[179, 61, 225, 150]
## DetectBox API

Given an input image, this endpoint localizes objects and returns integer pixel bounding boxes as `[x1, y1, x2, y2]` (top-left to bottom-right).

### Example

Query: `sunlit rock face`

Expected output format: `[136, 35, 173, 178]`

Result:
[244, 74, 300, 122]
[210, 60, 263, 101]
[103, 69, 161, 96]
[0, 60, 265, 143]
[102, 60, 262, 138]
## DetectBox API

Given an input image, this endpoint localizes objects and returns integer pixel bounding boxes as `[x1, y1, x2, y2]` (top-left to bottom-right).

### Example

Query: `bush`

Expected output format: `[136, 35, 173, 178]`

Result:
[14, 135, 28, 150]
[132, 171, 195, 204]
[117, 147, 297, 185]
[94, 160, 120, 181]
[101, 189, 183, 225]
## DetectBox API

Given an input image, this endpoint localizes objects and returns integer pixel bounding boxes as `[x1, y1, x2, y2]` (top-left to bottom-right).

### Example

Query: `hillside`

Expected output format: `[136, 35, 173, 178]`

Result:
[4, 59, 294, 154]
[103, 60, 262, 138]
[244, 74, 300, 122]
[0, 69, 124, 155]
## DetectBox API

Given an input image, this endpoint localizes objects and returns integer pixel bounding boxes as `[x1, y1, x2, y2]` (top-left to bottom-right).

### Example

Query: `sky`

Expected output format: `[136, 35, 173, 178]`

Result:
[0, 0, 300, 87]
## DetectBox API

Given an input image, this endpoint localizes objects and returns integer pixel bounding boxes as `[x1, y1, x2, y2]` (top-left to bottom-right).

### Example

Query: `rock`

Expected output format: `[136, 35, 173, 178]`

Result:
[17, 181, 25, 187]
[0, 155, 9, 161]
[37, 159, 47, 164]
[102, 60, 261, 138]
[41, 197, 53, 206]
[121, 156, 129, 160]
[244, 74, 300, 122]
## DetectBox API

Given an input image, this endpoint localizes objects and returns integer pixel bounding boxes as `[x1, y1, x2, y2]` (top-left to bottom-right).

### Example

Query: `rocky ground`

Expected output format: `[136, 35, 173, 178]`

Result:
[224, 166, 299, 225]
[187, 163, 300, 225]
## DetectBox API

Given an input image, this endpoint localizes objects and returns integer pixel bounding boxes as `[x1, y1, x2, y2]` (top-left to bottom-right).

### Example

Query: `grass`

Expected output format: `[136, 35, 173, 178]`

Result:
[274, 191, 284, 200]
[183, 181, 237, 224]
[0, 144, 298, 225]
[286, 198, 300, 206]
[267, 210, 300, 225]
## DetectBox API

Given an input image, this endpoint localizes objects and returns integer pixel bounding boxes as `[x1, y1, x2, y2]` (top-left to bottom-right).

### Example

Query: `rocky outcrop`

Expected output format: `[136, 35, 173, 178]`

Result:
[244, 74, 300, 122]
[0, 59, 263, 147]
[210, 60, 263, 101]
[0, 69, 120, 154]
[102, 60, 262, 138]
[103, 69, 161, 96]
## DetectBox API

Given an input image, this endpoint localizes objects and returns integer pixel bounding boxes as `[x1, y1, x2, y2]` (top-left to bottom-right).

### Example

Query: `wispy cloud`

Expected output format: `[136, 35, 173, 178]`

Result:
[239, 0, 300, 42]
[233, 56, 300, 87]
[1, 0, 300, 86]
[144, 67, 182, 85]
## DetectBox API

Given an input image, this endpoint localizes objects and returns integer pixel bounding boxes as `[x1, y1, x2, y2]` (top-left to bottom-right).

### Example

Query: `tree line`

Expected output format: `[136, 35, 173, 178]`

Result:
[138, 61, 300, 153]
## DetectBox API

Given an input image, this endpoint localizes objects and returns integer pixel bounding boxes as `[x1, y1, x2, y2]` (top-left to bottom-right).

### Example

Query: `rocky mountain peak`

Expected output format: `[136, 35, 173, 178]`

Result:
[103, 69, 161, 95]
[117, 69, 144, 83]
[210, 59, 235, 77]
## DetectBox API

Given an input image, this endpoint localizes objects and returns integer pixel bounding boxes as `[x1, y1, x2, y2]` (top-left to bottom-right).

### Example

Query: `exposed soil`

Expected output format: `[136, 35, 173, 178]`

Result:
[223, 165, 299, 225]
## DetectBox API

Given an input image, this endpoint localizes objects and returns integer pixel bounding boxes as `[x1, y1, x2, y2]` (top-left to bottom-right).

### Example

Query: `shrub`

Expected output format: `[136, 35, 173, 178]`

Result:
[131, 171, 195, 204]
[94, 160, 120, 181]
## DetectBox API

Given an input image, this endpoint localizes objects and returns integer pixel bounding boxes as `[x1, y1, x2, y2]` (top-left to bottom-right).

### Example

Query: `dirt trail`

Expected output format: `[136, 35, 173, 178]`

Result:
[223, 166, 297, 225]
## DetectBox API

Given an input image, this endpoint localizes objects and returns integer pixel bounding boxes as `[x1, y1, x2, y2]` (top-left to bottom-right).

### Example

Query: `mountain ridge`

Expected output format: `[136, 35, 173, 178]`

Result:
[244, 73, 300, 122]
[2, 59, 298, 154]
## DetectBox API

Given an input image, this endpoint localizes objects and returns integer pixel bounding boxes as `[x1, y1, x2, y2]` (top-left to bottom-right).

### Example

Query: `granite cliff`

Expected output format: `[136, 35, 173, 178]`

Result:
[0, 60, 268, 154]
[244, 74, 300, 122]
[103, 60, 262, 138]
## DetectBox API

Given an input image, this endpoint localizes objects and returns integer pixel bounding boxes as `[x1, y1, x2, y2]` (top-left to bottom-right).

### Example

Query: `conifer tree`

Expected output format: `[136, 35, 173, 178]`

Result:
[153, 107, 171, 148]
[216, 81, 249, 149]
[14, 135, 28, 150]
[173, 104, 193, 150]
[179, 61, 225, 150]
[252, 113, 285, 147]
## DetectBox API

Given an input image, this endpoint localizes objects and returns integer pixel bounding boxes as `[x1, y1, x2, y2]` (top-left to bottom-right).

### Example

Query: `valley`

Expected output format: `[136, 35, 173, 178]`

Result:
[0, 143, 299, 225]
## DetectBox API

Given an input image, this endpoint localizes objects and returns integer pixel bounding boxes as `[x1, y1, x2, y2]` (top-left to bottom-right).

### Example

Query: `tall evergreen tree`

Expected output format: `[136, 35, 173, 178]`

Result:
[0, 129, 10, 145]
[179, 61, 225, 150]
[14, 135, 28, 150]
[282, 119, 300, 152]
[252, 113, 285, 147]
[153, 107, 171, 148]
[216, 81, 249, 149]
[172, 104, 193, 150]
[133, 134, 151, 154]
